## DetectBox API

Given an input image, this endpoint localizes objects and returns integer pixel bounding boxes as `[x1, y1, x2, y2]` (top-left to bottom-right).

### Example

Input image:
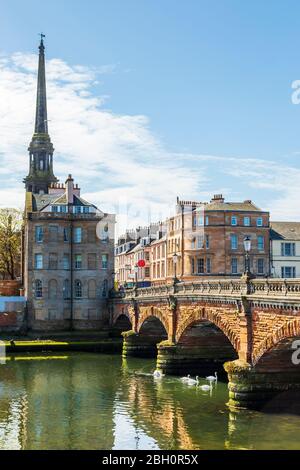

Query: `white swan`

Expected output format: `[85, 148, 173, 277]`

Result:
[153, 369, 163, 378]
[180, 374, 191, 383]
[186, 376, 199, 386]
[199, 384, 212, 391]
[206, 372, 218, 383]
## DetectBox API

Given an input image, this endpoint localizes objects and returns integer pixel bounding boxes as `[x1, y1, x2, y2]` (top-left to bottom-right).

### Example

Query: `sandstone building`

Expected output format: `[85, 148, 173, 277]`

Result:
[115, 195, 270, 286]
[23, 38, 115, 331]
[167, 195, 270, 280]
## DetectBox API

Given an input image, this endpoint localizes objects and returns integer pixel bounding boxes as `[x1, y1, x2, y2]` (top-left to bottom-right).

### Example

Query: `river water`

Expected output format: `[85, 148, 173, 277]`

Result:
[0, 352, 300, 450]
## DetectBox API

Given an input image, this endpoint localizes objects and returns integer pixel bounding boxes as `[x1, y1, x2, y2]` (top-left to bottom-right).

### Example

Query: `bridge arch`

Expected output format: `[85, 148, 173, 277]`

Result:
[113, 304, 133, 325]
[112, 313, 132, 337]
[137, 306, 170, 337]
[139, 315, 168, 339]
[112, 306, 133, 337]
[252, 318, 300, 366]
[175, 305, 240, 353]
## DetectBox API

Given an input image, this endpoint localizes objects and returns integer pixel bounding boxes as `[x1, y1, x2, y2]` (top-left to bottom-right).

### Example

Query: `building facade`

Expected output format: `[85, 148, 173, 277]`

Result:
[270, 222, 300, 278]
[23, 38, 115, 331]
[115, 195, 270, 286]
[115, 224, 162, 287]
[177, 194, 270, 279]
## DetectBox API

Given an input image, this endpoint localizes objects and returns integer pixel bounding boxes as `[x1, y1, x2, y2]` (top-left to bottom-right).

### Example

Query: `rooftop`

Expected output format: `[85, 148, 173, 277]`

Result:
[177, 194, 265, 212]
[270, 222, 300, 240]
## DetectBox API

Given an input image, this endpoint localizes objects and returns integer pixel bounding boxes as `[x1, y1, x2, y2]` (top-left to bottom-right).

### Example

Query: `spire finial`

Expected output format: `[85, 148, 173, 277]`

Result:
[39, 33, 45, 51]
[34, 33, 48, 134]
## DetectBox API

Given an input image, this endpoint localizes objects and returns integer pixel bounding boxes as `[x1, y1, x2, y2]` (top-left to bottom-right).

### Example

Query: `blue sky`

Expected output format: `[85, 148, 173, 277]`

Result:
[1, 0, 300, 232]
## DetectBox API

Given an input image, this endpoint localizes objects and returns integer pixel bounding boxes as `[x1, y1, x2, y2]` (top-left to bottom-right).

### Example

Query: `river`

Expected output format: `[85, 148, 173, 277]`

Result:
[0, 352, 299, 450]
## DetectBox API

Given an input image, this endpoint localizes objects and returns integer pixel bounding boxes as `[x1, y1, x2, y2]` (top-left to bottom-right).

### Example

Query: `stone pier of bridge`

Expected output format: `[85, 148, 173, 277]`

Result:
[110, 278, 300, 411]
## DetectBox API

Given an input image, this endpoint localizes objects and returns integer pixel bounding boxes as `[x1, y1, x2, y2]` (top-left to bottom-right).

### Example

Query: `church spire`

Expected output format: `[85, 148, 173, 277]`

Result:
[24, 35, 58, 195]
[34, 34, 48, 134]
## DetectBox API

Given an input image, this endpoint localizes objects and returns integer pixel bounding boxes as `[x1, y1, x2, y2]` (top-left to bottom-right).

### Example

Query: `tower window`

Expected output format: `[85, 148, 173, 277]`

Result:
[63, 254, 70, 270]
[34, 254, 43, 269]
[75, 254, 82, 269]
[63, 279, 70, 300]
[49, 253, 58, 270]
[39, 160, 44, 170]
[74, 227, 82, 243]
[101, 254, 108, 269]
[35, 279, 43, 298]
[35, 226, 43, 243]
[63, 227, 69, 242]
[75, 280, 82, 298]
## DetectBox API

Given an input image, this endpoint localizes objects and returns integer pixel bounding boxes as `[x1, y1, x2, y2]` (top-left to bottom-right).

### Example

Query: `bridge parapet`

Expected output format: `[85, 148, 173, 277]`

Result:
[119, 278, 300, 303]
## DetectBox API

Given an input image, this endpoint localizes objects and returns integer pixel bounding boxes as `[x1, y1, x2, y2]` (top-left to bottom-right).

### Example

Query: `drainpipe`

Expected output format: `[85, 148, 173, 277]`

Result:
[70, 218, 73, 331]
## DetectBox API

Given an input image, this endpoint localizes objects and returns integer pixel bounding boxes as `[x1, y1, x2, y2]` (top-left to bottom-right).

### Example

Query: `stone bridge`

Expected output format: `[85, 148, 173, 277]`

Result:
[110, 278, 300, 410]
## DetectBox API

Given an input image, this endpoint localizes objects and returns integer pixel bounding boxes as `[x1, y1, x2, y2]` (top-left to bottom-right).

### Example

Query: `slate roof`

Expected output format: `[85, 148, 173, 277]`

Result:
[32, 194, 57, 211]
[270, 222, 300, 241]
[150, 235, 167, 245]
[32, 193, 97, 212]
[204, 201, 263, 212]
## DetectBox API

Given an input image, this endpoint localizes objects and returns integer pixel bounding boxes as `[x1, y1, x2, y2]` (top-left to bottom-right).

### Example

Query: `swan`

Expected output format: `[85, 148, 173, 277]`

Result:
[153, 369, 163, 378]
[180, 374, 191, 383]
[186, 376, 199, 386]
[199, 383, 212, 391]
[206, 372, 218, 382]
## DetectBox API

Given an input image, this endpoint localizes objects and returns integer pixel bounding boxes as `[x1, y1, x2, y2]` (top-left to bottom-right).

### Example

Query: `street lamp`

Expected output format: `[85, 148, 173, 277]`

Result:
[243, 236, 252, 275]
[172, 252, 179, 284]
[134, 265, 139, 289]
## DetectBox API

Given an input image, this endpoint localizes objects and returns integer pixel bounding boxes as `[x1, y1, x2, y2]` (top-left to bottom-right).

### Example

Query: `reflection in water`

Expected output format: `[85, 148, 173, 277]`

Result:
[0, 353, 300, 450]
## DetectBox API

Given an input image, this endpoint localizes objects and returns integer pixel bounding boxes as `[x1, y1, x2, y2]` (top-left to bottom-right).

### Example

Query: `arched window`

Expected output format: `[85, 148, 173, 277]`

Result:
[35, 279, 43, 298]
[75, 280, 82, 298]
[102, 279, 108, 298]
[48, 279, 58, 299]
[88, 279, 96, 299]
[63, 279, 70, 300]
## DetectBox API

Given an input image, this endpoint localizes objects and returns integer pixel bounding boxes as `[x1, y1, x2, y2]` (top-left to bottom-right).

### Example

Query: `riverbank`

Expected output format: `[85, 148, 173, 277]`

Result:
[0, 332, 123, 353]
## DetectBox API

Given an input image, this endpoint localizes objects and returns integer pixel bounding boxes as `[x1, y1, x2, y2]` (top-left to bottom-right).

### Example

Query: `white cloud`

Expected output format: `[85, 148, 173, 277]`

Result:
[0, 50, 299, 236]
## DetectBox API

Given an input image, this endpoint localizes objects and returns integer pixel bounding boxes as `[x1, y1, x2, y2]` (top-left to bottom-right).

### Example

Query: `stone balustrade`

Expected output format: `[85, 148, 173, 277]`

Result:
[117, 278, 300, 302]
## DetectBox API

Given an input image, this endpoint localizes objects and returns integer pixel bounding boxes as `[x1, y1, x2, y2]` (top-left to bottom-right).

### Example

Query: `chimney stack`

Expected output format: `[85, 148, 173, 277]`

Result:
[65, 174, 74, 205]
[211, 194, 224, 203]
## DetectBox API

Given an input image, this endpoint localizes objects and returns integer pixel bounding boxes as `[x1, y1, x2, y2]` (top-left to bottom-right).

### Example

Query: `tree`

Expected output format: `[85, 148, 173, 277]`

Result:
[0, 208, 22, 280]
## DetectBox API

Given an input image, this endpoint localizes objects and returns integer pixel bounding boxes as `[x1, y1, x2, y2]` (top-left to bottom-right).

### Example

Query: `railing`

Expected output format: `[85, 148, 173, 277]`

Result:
[115, 278, 300, 301]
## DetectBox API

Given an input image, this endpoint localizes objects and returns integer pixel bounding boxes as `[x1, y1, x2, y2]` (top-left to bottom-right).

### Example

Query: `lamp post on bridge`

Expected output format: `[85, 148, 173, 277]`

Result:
[172, 252, 179, 285]
[242, 235, 255, 283]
